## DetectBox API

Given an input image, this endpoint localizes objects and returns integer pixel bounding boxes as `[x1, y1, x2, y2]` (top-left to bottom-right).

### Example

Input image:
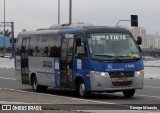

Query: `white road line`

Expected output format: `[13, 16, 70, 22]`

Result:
[0, 101, 28, 104]
[115, 92, 160, 99]
[3, 87, 160, 101]
[144, 86, 160, 89]
[3, 88, 116, 105]
[0, 77, 16, 80]
[0, 100, 56, 105]
[135, 94, 160, 99]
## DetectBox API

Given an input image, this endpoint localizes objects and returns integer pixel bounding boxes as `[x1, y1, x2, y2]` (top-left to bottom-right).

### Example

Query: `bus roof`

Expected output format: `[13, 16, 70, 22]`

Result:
[19, 23, 130, 36]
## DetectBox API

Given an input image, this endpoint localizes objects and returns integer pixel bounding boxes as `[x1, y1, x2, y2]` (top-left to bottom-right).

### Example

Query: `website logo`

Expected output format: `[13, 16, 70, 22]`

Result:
[108, 64, 113, 69]
[2, 105, 11, 110]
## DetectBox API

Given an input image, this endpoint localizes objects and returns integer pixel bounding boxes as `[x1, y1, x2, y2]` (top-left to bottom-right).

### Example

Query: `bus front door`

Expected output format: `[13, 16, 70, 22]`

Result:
[21, 38, 30, 84]
[60, 38, 74, 89]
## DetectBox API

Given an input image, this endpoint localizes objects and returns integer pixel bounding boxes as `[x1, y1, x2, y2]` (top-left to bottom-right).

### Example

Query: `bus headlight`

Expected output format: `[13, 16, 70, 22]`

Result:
[91, 71, 107, 77]
[136, 70, 144, 77]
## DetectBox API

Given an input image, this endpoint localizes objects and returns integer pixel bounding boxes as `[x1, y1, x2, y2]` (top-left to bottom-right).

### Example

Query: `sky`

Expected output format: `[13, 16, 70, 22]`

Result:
[0, 0, 160, 36]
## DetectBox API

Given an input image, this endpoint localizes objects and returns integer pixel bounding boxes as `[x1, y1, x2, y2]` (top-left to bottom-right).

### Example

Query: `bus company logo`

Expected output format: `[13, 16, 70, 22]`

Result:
[65, 34, 74, 38]
[108, 64, 113, 69]
[2, 105, 11, 110]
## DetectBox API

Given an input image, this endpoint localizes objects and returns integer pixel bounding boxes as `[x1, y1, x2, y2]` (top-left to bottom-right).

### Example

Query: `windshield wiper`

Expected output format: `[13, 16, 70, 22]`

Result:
[95, 54, 114, 57]
[95, 54, 122, 62]
[118, 55, 140, 60]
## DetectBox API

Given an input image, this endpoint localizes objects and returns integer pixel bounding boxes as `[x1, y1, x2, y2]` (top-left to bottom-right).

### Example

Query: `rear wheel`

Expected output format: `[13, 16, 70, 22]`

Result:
[123, 89, 135, 98]
[78, 80, 90, 98]
[32, 75, 48, 92]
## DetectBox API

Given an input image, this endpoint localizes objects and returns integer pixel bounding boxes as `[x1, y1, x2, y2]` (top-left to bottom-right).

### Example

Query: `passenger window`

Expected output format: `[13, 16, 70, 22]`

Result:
[29, 35, 39, 56]
[16, 36, 22, 55]
[38, 35, 49, 57]
[48, 35, 61, 57]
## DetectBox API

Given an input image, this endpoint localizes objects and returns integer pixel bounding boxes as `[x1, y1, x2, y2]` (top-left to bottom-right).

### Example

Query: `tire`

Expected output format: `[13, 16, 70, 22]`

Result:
[78, 80, 90, 98]
[32, 76, 48, 92]
[123, 89, 135, 98]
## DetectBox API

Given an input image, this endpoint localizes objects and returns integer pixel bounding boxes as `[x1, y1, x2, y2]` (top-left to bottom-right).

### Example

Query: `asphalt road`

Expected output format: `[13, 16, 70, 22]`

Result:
[0, 68, 160, 112]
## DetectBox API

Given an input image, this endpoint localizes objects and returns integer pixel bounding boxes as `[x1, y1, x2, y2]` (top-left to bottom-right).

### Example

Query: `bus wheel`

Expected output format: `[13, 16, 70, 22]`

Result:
[122, 89, 135, 98]
[32, 76, 47, 92]
[32, 76, 40, 92]
[78, 80, 90, 98]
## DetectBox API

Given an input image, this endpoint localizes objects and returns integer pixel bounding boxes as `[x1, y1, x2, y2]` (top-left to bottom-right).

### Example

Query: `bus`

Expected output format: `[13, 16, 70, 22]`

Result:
[15, 23, 144, 98]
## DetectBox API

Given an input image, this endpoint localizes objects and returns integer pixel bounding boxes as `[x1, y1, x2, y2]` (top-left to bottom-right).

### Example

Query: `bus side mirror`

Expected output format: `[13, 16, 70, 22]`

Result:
[76, 39, 81, 46]
[136, 36, 142, 45]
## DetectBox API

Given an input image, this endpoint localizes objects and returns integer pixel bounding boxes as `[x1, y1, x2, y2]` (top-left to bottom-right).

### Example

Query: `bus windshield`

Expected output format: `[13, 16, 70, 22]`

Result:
[87, 33, 141, 61]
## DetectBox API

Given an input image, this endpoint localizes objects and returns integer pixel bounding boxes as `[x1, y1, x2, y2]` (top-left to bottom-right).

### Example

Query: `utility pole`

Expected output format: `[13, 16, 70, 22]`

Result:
[11, 22, 14, 58]
[58, 0, 60, 24]
[69, 0, 72, 24]
[3, 0, 6, 57]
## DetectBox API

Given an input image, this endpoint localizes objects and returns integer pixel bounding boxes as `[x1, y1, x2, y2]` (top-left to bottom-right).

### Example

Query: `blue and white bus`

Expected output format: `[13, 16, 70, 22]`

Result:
[15, 23, 144, 98]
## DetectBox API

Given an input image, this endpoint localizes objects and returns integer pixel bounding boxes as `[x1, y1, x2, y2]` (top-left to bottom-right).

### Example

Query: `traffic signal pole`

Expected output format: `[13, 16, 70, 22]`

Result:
[69, 0, 72, 24]
[4, 0, 6, 57]
[11, 22, 14, 58]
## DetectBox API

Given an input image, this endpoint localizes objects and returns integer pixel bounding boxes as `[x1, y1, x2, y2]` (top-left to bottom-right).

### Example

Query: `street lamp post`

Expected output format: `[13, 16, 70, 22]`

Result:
[3, 0, 6, 57]
[58, 0, 60, 24]
[69, 0, 72, 24]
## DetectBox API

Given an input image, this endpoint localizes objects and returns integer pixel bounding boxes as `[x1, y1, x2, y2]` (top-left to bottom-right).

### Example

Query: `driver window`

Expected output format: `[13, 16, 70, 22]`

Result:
[75, 38, 88, 59]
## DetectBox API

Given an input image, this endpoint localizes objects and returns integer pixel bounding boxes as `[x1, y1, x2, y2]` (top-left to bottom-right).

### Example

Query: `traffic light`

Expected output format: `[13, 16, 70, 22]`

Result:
[131, 15, 138, 27]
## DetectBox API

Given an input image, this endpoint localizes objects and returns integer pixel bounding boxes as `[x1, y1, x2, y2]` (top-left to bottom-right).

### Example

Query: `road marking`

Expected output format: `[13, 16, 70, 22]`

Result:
[144, 86, 160, 89]
[0, 77, 16, 80]
[0, 101, 28, 104]
[135, 94, 160, 99]
[3, 88, 116, 105]
[115, 92, 160, 99]
[0, 100, 56, 104]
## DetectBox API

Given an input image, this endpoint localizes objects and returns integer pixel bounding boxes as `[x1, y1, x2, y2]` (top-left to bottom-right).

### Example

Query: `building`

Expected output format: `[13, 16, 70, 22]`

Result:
[129, 27, 147, 49]
[147, 35, 155, 49]
[127, 26, 160, 50]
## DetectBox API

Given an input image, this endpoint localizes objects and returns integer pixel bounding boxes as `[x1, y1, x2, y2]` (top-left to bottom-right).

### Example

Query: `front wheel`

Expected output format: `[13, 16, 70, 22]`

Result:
[123, 89, 135, 98]
[78, 80, 90, 98]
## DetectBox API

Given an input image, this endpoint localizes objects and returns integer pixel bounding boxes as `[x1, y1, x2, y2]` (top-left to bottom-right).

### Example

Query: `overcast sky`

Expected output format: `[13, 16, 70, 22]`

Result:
[0, 0, 160, 36]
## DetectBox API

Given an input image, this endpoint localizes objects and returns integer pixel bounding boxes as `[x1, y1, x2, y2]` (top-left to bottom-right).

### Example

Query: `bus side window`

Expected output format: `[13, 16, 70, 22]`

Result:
[29, 35, 39, 56]
[48, 35, 61, 57]
[38, 35, 49, 57]
[16, 36, 22, 55]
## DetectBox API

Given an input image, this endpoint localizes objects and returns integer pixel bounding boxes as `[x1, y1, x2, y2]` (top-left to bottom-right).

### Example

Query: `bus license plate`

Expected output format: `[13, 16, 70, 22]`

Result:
[117, 78, 128, 82]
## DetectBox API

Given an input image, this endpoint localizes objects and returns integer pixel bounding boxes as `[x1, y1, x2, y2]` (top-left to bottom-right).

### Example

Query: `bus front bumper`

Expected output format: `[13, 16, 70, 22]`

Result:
[89, 70, 144, 92]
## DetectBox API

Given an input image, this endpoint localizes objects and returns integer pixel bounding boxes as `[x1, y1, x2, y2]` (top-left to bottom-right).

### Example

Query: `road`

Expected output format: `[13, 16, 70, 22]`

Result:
[0, 68, 160, 112]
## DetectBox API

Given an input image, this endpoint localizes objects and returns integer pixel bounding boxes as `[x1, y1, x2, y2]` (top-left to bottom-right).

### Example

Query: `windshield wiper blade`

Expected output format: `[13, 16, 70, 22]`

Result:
[95, 54, 122, 62]
[118, 56, 140, 60]
[112, 56, 122, 62]
[95, 54, 114, 57]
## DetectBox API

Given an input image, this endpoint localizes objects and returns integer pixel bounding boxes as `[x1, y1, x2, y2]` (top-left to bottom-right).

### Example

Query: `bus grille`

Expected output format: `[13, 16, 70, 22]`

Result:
[112, 81, 133, 86]
[109, 72, 134, 78]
